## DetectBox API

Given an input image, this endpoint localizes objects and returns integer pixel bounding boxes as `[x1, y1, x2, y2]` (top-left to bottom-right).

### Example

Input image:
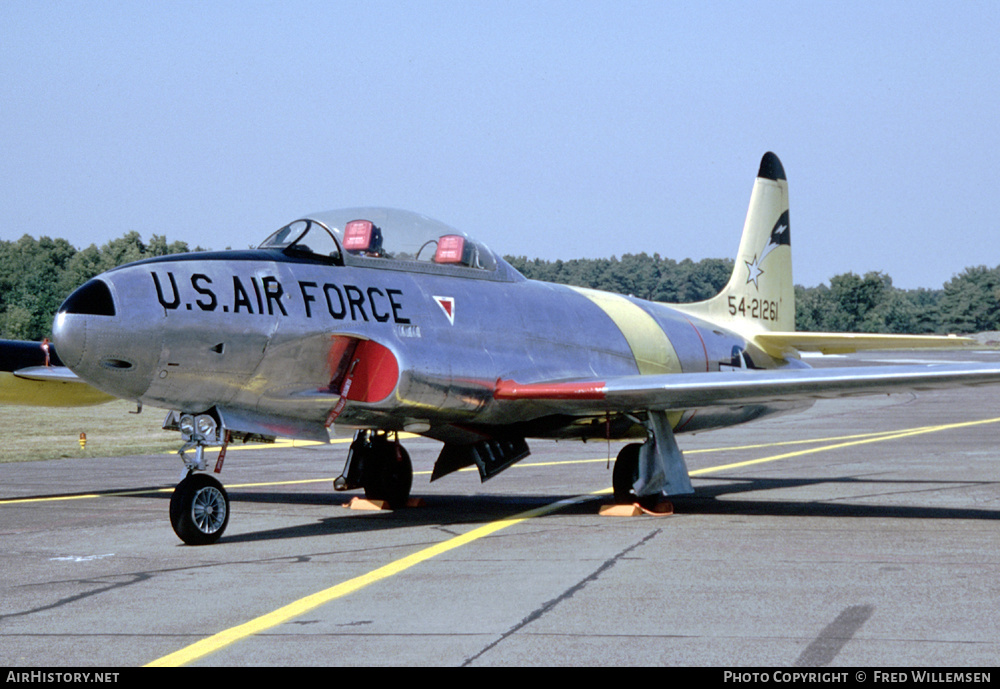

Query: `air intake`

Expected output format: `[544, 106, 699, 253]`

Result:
[58, 279, 116, 316]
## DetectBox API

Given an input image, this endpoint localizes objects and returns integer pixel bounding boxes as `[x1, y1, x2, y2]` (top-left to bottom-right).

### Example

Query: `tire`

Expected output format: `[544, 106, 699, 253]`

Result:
[361, 441, 413, 509]
[170, 473, 230, 545]
[612, 443, 641, 504]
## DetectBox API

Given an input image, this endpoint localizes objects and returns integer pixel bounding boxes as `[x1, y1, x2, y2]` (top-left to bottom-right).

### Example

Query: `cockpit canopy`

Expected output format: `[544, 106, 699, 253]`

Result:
[258, 207, 498, 273]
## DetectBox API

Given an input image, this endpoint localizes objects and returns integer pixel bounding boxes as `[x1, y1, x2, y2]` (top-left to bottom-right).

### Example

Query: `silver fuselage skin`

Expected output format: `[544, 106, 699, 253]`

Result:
[53, 242, 803, 445]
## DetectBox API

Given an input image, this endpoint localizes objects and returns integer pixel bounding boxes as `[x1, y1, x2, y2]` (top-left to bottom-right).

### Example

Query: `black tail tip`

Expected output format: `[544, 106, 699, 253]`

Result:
[758, 152, 786, 181]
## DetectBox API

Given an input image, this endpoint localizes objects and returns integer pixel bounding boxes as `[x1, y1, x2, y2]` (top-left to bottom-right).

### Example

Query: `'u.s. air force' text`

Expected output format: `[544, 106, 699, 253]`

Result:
[151, 271, 410, 324]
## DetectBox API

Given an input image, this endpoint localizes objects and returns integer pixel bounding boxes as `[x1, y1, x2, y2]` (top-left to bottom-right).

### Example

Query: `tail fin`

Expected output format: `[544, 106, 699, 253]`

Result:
[675, 152, 793, 335]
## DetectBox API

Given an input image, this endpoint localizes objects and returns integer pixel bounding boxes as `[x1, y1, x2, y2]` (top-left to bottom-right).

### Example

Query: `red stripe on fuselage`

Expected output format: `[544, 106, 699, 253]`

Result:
[493, 379, 607, 401]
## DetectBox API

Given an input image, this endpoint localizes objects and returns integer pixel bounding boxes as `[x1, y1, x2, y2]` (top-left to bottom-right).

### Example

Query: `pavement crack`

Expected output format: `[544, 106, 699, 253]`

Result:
[0, 573, 152, 623]
[462, 528, 661, 666]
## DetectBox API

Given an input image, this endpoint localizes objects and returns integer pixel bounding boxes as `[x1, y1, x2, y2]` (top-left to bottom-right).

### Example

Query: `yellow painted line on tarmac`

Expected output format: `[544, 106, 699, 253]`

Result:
[498, 423, 986, 471]
[505, 417, 1000, 478]
[208, 432, 420, 453]
[0, 493, 109, 504]
[144, 490, 599, 668]
[158, 432, 421, 456]
[688, 415, 1000, 476]
[191, 437, 348, 455]
[684, 426, 942, 455]
[0, 434, 422, 504]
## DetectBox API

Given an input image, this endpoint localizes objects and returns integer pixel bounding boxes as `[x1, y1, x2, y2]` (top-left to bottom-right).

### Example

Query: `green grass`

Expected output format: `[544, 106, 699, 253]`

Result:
[0, 400, 181, 462]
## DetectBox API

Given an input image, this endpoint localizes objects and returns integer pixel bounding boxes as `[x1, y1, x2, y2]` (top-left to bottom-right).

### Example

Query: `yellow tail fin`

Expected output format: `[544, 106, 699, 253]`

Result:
[675, 152, 793, 335]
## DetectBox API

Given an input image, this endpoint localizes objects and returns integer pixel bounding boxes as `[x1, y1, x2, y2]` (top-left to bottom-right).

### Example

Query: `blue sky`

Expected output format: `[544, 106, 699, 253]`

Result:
[3, 1, 999, 289]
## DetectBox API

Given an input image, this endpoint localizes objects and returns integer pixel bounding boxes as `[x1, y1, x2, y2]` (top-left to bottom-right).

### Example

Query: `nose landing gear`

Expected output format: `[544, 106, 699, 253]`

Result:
[165, 411, 232, 545]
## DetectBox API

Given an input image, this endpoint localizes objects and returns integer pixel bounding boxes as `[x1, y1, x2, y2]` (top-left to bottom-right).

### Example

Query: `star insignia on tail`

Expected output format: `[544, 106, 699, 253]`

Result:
[745, 255, 764, 289]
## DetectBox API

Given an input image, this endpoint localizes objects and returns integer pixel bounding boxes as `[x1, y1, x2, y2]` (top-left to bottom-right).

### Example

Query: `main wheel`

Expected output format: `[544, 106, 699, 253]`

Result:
[361, 440, 413, 508]
[170, 473, 230, 545]
[612, 443, 641, 504]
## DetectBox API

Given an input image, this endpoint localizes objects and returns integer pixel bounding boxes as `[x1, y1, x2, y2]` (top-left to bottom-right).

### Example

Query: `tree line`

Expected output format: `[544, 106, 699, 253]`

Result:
[0, 232, 200, 340]
[1, 232, 997, 341]
[507, 254, 999, 335]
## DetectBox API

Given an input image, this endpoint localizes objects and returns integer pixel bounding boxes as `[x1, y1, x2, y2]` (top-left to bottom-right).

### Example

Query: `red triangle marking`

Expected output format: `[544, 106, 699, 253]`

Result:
[434, 296, 455, 324]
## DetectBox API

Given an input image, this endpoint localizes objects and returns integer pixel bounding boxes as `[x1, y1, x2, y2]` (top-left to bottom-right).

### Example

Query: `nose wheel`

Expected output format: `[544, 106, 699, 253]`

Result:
[170, 473, 230, 545]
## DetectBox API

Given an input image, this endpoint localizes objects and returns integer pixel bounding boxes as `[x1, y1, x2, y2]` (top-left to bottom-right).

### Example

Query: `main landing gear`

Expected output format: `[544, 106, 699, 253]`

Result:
[335, 430, 413, 508]
[612, 443, 643, 505]
[610, 411, 695, 508]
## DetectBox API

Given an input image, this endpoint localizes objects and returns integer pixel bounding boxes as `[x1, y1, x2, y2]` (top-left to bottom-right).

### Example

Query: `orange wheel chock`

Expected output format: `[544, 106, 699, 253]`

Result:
[599, 501, 674, 517]
[344, 496, 425, 511]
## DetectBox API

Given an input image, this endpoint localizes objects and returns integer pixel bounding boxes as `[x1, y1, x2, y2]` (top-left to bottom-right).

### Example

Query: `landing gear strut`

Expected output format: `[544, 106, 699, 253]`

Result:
[611, 411, 694, 507]
[165, 410, 232, 545]
[611, 443, 666, 510]
[335, 430, 413, 508]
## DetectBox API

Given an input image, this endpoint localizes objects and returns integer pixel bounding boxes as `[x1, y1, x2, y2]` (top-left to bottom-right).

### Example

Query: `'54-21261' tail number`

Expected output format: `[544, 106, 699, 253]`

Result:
[728, 295, 778, 322]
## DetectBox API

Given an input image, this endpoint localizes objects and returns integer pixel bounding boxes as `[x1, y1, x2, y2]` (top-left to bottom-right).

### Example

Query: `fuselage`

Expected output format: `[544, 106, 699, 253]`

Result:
[52, 209, 807, 444]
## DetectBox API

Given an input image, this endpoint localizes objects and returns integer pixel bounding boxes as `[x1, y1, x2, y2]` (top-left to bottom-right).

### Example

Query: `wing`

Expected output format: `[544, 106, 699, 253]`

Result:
[493, 363, 1000, 413]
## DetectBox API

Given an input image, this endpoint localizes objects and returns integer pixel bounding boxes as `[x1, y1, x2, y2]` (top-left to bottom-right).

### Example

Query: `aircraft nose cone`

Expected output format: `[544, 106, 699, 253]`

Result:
[52, 277, 157, 400]
[51, 309, 86, 371]
[53, 278, 115, 370]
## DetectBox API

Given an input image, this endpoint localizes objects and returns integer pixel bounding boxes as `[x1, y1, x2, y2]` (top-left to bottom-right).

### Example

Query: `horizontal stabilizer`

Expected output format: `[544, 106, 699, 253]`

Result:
[754, 332, 977, 358]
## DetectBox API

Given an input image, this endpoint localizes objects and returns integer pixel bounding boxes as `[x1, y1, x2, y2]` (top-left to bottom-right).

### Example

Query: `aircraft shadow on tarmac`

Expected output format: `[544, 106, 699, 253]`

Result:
[680, 475, 1000, 521]
[10, 474, 996, 548]
[209, 492, 587, 544]
[211, 475, 999, 545]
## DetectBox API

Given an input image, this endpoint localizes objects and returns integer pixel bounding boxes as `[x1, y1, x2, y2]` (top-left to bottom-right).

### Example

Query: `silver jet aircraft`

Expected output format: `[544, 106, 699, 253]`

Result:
[49, 153, 1000, 544]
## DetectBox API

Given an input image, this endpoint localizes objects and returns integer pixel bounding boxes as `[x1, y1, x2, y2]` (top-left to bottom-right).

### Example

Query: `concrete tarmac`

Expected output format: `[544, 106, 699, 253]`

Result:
[1, 352, 998, 667]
